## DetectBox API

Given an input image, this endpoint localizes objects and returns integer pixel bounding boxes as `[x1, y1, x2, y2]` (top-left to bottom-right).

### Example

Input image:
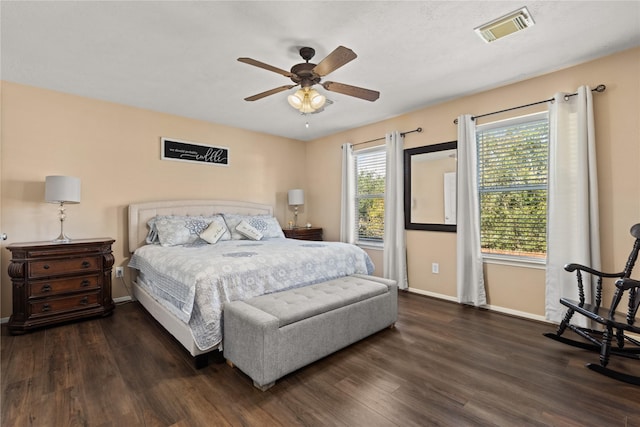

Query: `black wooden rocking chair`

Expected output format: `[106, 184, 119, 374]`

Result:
[544, 223, 640, 385]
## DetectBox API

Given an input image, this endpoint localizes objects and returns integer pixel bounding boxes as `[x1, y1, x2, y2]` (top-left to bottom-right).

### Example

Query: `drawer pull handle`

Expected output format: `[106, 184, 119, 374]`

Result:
[79, 297, 89, 305]
[80, 279, 90, 287]
[43, 264, 50, 270]
[42, 304, 51, 312]
[41, 284, 52, 293]
[81, 261, 91, 268]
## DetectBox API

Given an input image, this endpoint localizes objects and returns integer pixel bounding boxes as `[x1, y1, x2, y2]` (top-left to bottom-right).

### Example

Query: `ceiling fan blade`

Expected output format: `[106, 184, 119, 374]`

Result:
[238, 57, 294, 78]
[312, 46, 357, 77]
[322, 81, 380, 101]
[244, 85, 297, 101]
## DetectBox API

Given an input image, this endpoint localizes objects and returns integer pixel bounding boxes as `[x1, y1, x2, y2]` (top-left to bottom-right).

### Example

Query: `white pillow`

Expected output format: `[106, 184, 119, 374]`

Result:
[200, 221, 227, 244]
[235, 220, 263, 241]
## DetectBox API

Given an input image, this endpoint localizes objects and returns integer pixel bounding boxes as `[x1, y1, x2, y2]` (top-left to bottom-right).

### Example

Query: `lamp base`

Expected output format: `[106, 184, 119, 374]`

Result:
[52, 233, 71, 243]
[52, 202, 72, 243]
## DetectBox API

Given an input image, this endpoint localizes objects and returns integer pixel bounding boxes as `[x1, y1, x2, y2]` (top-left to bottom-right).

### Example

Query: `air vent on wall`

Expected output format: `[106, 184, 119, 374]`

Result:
[475, 7, 535, 43]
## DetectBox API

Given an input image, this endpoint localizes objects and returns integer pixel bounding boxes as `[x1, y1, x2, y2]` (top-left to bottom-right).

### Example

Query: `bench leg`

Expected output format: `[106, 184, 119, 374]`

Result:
[227, 359, 274, 391]
[254, 380, 275, 391]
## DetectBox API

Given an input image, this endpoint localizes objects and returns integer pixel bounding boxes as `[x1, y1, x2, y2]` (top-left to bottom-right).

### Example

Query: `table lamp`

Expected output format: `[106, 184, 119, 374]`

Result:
[288, 189, 304, 228]
[45, 175, 81, 242]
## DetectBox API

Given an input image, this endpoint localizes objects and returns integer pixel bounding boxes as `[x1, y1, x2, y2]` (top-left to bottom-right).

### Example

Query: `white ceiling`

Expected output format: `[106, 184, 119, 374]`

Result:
[2, 1, 639, 141]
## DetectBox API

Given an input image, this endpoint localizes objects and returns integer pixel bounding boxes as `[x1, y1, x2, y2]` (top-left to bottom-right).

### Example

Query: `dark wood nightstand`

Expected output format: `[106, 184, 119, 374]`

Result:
[283, 227, 323, 241]
[6, 238, 116, 334]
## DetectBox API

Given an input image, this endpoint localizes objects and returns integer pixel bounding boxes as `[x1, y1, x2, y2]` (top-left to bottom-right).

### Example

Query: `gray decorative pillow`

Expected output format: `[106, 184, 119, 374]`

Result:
[151, 215, 231, 246]
[223, 214, 285, 240]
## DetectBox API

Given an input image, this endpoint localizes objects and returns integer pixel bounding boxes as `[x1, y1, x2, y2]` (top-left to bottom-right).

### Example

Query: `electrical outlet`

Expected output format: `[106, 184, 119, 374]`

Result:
[432, 263, 439, 274]
[115, 267, 124, 278]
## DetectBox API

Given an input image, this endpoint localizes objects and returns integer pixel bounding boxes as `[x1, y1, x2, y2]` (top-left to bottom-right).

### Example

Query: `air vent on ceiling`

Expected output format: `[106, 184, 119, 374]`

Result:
[474, 7, 535, 43]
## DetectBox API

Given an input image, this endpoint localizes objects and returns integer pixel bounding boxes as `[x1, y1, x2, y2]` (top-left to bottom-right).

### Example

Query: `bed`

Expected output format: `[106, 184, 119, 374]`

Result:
[127, 199, 374, 366]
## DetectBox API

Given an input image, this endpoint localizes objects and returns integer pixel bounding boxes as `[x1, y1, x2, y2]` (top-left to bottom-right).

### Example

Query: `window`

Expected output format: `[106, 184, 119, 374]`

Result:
[476, 112, 549, 259]
[354, 146, 386, 244]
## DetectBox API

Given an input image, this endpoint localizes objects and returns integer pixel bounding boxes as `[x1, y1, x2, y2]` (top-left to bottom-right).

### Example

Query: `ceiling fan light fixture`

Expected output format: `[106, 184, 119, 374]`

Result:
[239, 46, 379, 106]
[288, 88, 326, 113]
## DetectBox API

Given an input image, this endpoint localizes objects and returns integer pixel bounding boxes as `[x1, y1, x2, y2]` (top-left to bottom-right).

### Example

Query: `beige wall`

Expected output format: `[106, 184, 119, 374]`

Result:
[0, 82, 307, 318]
[1, 47, 639, 321]
[307, 47, 640, 319]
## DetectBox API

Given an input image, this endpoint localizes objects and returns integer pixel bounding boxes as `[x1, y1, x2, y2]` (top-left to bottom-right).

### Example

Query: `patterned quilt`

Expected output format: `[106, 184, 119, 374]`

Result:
[128, 238, 374, 350]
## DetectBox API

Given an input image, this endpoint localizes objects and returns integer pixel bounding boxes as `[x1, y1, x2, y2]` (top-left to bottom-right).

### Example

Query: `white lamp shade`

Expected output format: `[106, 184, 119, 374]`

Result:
[45, 176, 81, 204]
[288, 189, 304, 206]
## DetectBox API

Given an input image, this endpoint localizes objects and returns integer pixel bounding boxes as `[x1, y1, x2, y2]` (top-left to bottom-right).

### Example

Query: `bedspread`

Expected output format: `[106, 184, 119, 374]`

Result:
[128, 239, 374, 350]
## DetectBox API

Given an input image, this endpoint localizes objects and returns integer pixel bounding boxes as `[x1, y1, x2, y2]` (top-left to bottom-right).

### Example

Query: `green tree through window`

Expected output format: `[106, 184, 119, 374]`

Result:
[476, 113, 549, 258]
[355, 148, 385, 242]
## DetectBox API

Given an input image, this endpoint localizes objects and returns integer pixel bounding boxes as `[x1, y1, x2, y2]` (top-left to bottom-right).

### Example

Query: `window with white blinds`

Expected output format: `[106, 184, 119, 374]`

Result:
[354, 146, 386, 243]
[476, 112, 549, 259]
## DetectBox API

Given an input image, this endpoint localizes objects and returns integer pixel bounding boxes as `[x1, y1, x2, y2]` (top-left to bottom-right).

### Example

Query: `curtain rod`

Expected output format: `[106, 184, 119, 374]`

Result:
[352, 127, 423, 147]
[453, 84, 606, 125]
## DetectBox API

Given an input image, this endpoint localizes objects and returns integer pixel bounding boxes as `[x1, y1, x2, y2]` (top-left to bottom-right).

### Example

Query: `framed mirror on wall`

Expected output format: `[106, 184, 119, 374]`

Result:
[404, 141, 457, 232]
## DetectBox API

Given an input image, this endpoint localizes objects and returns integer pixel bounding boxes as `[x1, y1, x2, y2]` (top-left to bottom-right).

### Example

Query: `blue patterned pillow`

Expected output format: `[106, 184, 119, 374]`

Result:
[222, 214, 285, 240]
[150, 215, 231, 246]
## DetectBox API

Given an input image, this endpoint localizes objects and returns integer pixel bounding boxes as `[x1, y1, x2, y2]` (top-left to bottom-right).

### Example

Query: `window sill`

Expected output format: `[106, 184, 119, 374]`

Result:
[482, 253, 546, 270]
[357, 241, 384, 251]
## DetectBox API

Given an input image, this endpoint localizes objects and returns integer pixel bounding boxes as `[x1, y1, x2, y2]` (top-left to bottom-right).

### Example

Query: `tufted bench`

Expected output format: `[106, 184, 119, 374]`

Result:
[223, 274, 398, 390]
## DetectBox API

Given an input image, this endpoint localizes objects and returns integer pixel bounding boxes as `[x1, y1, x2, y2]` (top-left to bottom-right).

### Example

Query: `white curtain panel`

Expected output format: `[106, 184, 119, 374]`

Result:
[340, 143, 356, 244]
[456, 115, 487, 306]
[545, 86, 600, 325]
[383, 132, 408, 289]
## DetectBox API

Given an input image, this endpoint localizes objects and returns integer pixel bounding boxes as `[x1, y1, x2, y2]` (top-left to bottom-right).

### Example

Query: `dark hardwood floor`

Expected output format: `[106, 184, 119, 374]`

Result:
[2, 292, 639, 426]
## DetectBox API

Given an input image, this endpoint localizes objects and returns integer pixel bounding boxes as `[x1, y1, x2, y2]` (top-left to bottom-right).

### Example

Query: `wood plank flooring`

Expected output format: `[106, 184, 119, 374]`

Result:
[2, 292, 639, 426]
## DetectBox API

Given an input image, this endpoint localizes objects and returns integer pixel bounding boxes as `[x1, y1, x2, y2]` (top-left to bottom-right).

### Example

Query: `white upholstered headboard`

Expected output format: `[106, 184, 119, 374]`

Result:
[128, 199, 273, 253]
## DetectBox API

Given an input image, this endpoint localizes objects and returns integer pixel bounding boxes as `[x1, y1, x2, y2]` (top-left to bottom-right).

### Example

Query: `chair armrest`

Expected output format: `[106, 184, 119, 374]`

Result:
[615, 277, 640, 291]
[564, 263, 625, 278]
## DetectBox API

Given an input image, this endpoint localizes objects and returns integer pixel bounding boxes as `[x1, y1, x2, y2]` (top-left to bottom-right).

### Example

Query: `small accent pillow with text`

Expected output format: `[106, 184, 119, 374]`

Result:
[200, 221, 228, 244]
[235, 220, 264, 241]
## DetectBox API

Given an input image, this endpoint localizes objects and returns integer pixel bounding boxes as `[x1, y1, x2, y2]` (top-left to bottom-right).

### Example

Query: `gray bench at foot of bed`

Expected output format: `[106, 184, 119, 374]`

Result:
[223, 274, 398, 390]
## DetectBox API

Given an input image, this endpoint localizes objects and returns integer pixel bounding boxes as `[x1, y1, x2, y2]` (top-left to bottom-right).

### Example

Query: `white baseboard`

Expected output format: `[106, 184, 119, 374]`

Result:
[406, 287, 551, 324]
[407, 287, 458, 302]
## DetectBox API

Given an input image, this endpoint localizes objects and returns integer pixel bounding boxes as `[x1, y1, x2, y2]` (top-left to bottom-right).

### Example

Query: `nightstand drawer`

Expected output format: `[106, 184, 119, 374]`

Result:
[29, 292, 100, 318]
[283, 227, 323, 241]
[29, 256, 101, 278]
[29, 275, 100, 298]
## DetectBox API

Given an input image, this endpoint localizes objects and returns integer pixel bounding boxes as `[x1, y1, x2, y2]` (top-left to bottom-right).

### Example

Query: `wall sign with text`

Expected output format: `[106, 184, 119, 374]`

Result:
[161, 138, 229, 166]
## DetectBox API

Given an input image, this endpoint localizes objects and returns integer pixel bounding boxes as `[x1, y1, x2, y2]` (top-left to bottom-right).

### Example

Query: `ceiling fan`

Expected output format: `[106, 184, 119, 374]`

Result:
[238, 46, 380, 113]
